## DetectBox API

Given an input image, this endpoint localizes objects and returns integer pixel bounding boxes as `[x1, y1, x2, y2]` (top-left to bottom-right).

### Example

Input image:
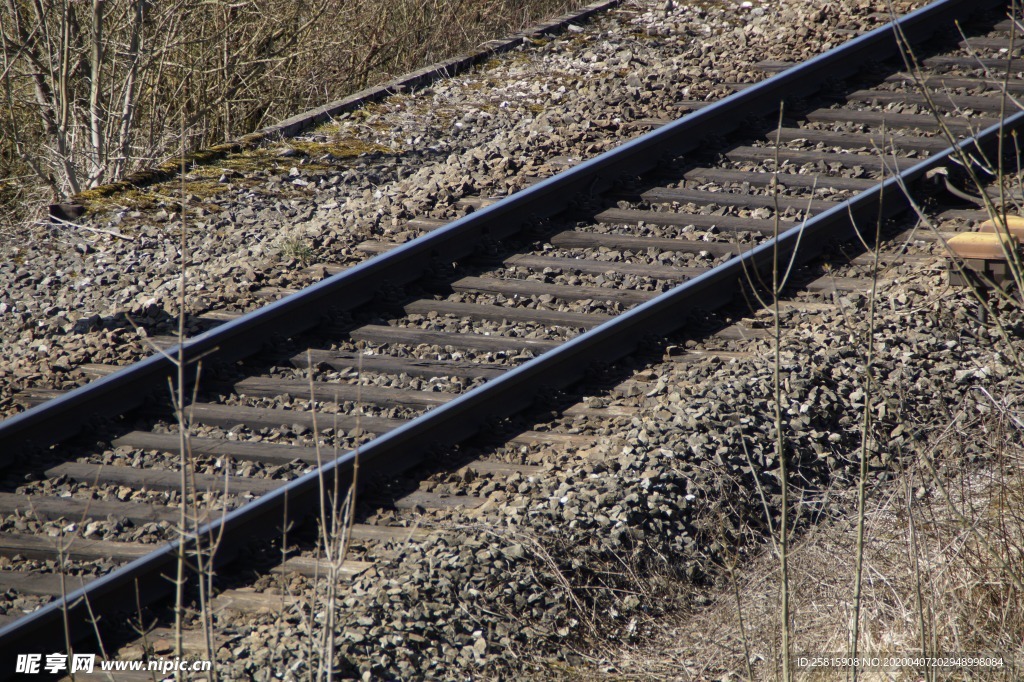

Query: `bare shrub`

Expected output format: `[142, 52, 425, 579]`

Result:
[0, 0, 581, 225]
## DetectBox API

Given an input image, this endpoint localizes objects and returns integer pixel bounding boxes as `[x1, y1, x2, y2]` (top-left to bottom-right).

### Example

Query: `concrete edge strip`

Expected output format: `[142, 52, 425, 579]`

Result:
[71, 0, 621, 203]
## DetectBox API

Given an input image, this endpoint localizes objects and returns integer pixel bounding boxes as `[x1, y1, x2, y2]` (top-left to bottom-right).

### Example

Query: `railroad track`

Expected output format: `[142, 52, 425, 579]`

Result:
[1, 0, 1022, 674]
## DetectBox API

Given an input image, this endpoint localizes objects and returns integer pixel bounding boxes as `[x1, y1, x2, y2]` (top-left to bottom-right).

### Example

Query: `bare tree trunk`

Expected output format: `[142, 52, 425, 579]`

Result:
[88, 0, 105, 186]
[114, 0, 143, 179]
[6, 0, 81, 196]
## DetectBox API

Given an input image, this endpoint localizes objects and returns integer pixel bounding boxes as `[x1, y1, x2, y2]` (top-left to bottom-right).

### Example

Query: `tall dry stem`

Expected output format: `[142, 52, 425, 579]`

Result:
[735, 104, 816, 681]
[848, 138, 886, 682]
[769, 106, 793, 682]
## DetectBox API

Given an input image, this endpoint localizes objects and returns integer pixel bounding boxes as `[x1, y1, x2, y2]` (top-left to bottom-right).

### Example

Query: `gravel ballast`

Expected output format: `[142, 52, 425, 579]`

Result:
[8, 0, 1012, 679]
[0, 0, 917, 416]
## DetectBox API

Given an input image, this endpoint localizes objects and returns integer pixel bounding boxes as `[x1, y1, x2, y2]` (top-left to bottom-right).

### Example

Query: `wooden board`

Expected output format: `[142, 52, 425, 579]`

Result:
[804, 109, 996, 131]
[506, 431, 602, 448]
[456, 196, 499, 210]
[802, 275, 890, 294]
[271, 557, 373, 579]
[923, 55, 1024, 71]
[638, 185, 837, 212]
[884, 73, 1024, 94]
[450, 275, 657, 305]
[707, 323, 770, 340]
[0, 491, 181, 525]
[255, 286, 298, 299]
[561, 404, 637, 418]
[0, 570, 95, 596]
[503, 253, 706, 280]
[665, 349, 755, 363]
[350, 324, 560, 353]
[210, 587, 299, 613]
[0, 490, 437, 545]
[114, 430, 326, 465]
[355, 240, 398, 254]
[458, 460, 543, 476]
[185, 402, 407, 434]
[234, 377, 454, 408]
[146, 335, 182, 350]
[683, 167, 877, 192]
[846, 88, 1012, 113]
[292, 349, 508, 380]
[595, 207, 789, 234]
[0, 533, 154, 561]
[768, 127, 951, 154]
[13, 389, 65, 408]
[390, 490, 483, 510]
[119, 627, 219, 658]
[549, 230, 742, 257]
[77, 363, 120, 378]
[46, 462, 283, 496]
[755, 59, 793, 72]
[402, 299, 610, 329]
[724, 145, 889, 172]
[407, 217, 447, 231]
[348, 524, 435, 542]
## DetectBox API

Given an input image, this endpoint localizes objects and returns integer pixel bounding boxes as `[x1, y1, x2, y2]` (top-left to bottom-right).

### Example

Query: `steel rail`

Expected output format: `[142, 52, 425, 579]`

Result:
[0, 0, 1012, 670]
[0, 0, 1003, 457]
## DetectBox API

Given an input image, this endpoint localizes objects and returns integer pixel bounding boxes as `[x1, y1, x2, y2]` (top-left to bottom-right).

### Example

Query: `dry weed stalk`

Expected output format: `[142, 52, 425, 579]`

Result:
[734, 105, 815, 681]
[847, 134, 888, 682]
[272, 351, 362, 680]
[308, 363, 361, 682]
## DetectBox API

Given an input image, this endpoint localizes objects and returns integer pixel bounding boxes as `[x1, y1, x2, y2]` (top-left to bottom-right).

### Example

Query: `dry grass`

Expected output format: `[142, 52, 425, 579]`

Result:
[573, 410, 1024, 682]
